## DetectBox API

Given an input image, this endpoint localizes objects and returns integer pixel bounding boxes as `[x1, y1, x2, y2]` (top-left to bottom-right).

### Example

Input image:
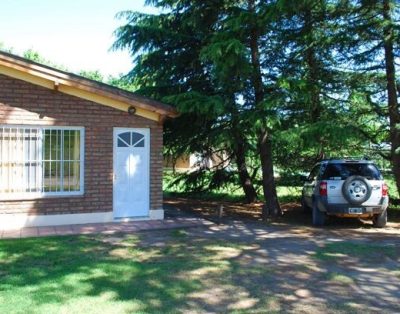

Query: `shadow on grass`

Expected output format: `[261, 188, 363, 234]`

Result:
[0, 233, 285, 313]
[0, 234, 208, 313]
[164, 191, 248, 203]
[1, 226, 400, 313]
[313, 241, 398, 262]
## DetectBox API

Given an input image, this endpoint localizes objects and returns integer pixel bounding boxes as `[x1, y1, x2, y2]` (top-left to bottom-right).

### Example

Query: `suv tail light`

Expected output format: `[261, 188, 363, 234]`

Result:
[382, 183, 388, 197]
[319, 181, 328, 196]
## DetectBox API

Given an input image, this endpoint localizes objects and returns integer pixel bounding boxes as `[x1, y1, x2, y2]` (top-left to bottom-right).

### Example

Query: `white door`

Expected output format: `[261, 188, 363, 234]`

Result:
[113, 128, 150, 218]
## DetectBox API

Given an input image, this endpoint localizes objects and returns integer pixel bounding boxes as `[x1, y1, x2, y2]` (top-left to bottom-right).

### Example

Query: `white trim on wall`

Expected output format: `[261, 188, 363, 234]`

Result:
[0, 209, 164, 230]
[149, 209, 164, 220]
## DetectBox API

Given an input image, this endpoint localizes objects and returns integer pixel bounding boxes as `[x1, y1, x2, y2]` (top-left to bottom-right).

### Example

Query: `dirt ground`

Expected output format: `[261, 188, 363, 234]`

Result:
[164, 197, 400, 230]
[162, 197, 400, 313]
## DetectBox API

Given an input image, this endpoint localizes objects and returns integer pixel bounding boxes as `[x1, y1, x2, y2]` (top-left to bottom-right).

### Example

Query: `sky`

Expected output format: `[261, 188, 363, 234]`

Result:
[0, 0, 156, 77]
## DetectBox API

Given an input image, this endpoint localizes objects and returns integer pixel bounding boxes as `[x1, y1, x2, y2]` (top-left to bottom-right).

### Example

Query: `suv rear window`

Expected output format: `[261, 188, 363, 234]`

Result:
[321, 163, 382, 180]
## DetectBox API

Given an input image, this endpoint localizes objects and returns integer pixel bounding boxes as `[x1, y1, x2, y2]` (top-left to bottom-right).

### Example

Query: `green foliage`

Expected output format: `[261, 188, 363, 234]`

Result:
[23, 49, 68, 71]
[113, 0, 400, 200]
[164, 92, 225, 117]
[200, 37, 251, 86]
[163, 170, 303, 203]
[78, 70, 105, 82]
[107, 74, 137, 91]
[3, 48, 137, 92]
[23, 49, 49, 64]
[386, 176, 400, 199]
[164, 169, 240, 194]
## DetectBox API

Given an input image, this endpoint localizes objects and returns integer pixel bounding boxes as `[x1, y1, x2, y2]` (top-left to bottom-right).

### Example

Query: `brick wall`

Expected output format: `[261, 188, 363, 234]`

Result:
[0, 74, 163, 215]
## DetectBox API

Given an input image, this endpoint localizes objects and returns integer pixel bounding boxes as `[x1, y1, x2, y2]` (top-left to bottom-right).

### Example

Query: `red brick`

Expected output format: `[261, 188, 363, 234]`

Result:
[0, 74, 163, 215]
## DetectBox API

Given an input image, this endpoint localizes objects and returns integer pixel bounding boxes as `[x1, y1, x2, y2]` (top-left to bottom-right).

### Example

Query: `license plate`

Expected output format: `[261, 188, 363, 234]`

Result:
[349, 208, 363, 214]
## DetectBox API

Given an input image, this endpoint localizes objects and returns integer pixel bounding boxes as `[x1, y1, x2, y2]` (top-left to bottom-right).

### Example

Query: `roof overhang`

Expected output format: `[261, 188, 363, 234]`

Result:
[0, 52, 178, 122]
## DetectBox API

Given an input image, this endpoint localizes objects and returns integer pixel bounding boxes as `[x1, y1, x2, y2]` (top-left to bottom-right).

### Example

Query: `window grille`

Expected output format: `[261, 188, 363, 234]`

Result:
[0, 126, 84, 199]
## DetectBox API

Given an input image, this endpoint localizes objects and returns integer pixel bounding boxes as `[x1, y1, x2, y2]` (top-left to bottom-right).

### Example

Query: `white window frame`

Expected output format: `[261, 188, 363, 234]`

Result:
[0, 125, 85, 200]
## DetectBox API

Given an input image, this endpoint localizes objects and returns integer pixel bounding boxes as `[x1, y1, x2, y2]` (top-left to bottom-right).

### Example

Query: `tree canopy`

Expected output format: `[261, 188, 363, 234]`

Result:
[113, 0, 399, 206]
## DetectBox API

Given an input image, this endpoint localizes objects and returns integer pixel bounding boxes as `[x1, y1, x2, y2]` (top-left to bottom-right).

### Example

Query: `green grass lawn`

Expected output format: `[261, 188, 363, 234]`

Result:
[0, 232, 276, 314]
[1, 229, 399, 313]
[313, 241, 397, 261]
[0, 234, 194, 313]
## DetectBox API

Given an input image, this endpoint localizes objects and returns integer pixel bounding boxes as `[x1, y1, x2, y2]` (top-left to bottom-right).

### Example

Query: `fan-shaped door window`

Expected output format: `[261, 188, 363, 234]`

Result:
[117, 132, 145, 148]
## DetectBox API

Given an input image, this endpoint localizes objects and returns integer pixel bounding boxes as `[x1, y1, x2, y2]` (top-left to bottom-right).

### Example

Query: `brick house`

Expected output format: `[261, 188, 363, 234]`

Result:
[0, 51, 177, 230]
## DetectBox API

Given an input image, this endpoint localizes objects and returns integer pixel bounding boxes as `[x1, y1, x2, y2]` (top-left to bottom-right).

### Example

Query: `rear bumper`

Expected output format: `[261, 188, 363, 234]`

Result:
[317, 197, 389, 216]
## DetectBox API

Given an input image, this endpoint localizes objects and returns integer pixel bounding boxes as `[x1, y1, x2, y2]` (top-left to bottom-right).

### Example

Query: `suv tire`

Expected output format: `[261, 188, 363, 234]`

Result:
[373, 209, 387, 228]
[342, 175, 372, 205]
[312, 203, 326, 226]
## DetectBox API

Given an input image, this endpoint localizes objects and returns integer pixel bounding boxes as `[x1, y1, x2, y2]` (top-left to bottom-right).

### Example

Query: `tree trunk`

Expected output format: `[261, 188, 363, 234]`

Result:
[259, 129, 281, 217]
[233, 138, 258, 203]
[382, 0, 400, 197]
[231, 103, 258, 203]
[248, 0, 281, 218]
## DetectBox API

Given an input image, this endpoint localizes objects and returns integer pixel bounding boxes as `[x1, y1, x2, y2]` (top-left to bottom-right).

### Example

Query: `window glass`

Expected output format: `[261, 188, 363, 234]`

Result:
[321, 163, 382, 180]
[63, 130, 80, 161]
[119, 132, 131, 146]
[133, 138, 144, 147]
[63, 161, 80, 192]
[117, 131, 145, 148]
[117, 138, 129, 147]
[131, 132, 144, 146]
[0, 126, 83, 198]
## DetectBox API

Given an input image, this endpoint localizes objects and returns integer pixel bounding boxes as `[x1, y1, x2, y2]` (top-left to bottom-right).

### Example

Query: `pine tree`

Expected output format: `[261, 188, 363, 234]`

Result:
[340, 0, 400, 196]
[113, 0, 259, 202]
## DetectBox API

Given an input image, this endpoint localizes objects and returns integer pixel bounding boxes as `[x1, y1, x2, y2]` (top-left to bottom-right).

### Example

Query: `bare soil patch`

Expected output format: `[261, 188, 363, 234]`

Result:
[164, 197, 400, 231]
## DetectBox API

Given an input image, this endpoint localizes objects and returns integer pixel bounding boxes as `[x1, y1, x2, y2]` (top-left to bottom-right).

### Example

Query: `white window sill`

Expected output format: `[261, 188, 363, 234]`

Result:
[0, 192, 84, 201]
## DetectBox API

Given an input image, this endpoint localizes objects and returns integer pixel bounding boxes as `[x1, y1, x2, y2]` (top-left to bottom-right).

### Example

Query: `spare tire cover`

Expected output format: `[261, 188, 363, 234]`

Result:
[342, 175, 372, 205]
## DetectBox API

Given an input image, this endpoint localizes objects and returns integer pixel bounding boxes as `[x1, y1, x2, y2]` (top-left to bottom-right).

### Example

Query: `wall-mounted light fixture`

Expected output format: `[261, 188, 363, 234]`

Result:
[128, 106, 136, 115]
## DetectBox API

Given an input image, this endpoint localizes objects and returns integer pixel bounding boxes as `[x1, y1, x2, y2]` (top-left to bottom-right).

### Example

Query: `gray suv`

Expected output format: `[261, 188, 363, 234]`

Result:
[301, 159, 389, 227]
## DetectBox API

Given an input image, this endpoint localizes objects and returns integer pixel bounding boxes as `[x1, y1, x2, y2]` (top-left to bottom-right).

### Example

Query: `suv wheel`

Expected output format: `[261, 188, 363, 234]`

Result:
[373, 210, 387, 228]
[342, 175, 372, 205]
[312, 203, 326, 226]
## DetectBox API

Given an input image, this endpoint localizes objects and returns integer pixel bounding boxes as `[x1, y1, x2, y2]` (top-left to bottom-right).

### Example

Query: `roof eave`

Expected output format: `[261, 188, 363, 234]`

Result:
[0, 51, 178, 121]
